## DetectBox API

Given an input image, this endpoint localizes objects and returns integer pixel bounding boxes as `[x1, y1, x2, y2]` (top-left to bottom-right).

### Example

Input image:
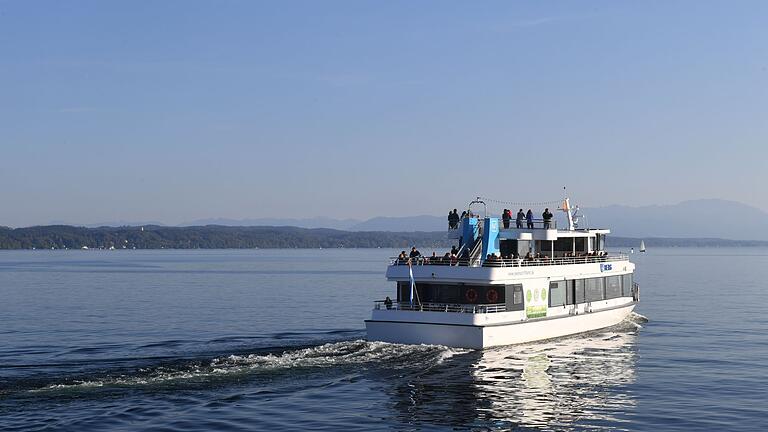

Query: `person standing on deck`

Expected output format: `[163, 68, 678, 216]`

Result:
[542, 208, 553, 229]
[516, 209, 525, 228]
[501, 209, 511, 229]
[526, 209, 534, 229]
[448, 209, 459, 229]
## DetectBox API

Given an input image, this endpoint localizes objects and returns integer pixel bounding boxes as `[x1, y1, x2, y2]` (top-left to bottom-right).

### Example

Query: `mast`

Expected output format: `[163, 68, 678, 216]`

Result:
[561, 187, 575, 230]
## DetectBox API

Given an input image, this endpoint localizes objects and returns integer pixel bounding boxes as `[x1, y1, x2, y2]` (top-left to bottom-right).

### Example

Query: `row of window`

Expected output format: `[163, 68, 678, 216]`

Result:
[548, 274, 634, 307]
[396, 274, 633, 307]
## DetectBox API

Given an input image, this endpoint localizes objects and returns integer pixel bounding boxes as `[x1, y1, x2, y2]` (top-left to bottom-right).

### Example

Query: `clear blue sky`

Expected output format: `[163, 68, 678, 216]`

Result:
[1, 1, 766, 227]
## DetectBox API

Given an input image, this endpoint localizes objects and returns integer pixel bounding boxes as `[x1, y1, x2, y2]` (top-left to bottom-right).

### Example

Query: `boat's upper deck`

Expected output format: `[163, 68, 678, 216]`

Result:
[391, 252, 627, 268]
[396, 198, 626, 272]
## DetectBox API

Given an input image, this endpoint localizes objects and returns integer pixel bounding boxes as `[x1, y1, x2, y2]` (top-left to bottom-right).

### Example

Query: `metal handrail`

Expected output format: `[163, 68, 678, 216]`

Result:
[454, 217, 557, 230]
[390, 253, 628, 268]
[499, 218, 557, 230]
[468, 237, 483, 266]
[374, 300, 506, 314]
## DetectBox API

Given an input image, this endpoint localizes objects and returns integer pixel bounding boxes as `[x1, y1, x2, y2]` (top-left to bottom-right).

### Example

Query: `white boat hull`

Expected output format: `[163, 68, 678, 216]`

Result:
[366, 303, 636, 349]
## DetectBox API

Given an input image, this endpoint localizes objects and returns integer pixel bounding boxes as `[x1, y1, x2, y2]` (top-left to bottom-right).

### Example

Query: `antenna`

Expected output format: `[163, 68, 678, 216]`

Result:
[561, 186, 575, 230]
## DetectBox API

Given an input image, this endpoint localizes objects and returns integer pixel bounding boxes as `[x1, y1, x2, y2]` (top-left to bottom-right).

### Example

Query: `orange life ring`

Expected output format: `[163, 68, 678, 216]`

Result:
[465, 288, 478, 303]
[486, 288, 499, 303]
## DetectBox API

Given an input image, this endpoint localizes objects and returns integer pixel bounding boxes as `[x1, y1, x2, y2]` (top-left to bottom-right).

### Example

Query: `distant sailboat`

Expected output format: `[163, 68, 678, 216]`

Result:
[639, 240, 646, 253]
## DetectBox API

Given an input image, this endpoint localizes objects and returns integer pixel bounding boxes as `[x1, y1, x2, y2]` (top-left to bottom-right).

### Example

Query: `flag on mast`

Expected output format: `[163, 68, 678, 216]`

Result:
[408, 261, 415, 304]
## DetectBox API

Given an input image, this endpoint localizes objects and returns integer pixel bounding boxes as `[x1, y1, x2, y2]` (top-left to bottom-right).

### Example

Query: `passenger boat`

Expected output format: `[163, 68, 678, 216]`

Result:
[365, 198, 640, 349]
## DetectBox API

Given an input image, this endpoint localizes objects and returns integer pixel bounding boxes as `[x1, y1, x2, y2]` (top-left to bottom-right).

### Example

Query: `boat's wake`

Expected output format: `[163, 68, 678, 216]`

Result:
[626, 311, 649, 327]
[20, 340, 468, 396]
[11, 314, 647, 397]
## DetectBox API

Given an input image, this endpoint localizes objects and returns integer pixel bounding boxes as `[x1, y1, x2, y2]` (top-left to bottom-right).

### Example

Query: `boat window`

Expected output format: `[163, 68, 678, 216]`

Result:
[575, 279, 586, 303]
[549, 281, 567, 307]
[585, 278, 605, 301]
[596, 234, 606, 251]
[552, 238, 575, 257]
[397, 282, 408, 302]
[436, 284, 460, 303]
[605, 276, 622, 299]
[399, 283, 506, 304]
[622, 274, 633, 297]
[505, 284, 524, 311]
[574, 237, 586, 253]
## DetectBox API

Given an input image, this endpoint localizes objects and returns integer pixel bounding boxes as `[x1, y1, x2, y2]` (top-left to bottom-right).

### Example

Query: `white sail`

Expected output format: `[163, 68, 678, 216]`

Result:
[640, 240, 646, 253]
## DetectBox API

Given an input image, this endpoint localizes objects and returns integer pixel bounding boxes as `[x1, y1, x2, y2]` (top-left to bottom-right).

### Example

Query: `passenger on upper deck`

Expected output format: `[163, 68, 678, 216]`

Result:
[526, 209, 534, 229]
[483, 253, 499, 266]
[542, 208, 553, 229]
[450, 245, 458, 256]
[448, 209, 460, 230]
[409, 247, 421, 258]
[516, 209, 525, 228]
[459, 247, 470, 264]
[501, 209, 511, 229]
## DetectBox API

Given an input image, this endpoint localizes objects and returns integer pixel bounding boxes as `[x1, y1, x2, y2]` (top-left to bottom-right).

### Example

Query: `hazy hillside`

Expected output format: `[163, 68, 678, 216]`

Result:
[179, 217, 361, 230]
[38, 199, 768, 240]
[0, 225, 450, 250]
[581, 199, 768, 240]
[2, 224, 767, 250]
[350, 215, 446, 232]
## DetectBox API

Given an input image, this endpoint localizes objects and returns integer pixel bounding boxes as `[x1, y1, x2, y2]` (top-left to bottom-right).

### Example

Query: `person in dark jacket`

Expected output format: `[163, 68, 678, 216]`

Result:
[542, 208, 553, 229]
[448, 209, 460, 229]
[459, 247, 470, 264]
[409, 247, 421, 258]
[516, 209, 525, 228]
[526, 209, 534, 229]
[501, 208, 511, 229]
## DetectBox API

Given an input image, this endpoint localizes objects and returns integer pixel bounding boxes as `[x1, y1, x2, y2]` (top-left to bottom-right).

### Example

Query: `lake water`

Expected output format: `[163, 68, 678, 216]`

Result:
[1, 248, 766, 431]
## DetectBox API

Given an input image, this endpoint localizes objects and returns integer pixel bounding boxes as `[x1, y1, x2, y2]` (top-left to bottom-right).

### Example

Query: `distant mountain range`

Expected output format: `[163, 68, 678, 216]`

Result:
[178, 217, 361, 231]
[43, 199, 768, 241]
[348, 199, 768, 241]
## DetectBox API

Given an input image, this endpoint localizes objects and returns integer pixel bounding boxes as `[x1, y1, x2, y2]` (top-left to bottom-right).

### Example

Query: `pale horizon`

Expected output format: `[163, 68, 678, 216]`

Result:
[8, 196, 764, 229]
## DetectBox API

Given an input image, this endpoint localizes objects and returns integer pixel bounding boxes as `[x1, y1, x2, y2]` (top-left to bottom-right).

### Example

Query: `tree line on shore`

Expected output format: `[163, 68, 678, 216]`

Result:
[0, 225, 765, 250]
[0, 225, 453, 250]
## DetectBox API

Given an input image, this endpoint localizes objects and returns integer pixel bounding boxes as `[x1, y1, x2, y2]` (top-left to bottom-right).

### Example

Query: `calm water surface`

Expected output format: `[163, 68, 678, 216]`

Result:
[1, 248, 767, 431]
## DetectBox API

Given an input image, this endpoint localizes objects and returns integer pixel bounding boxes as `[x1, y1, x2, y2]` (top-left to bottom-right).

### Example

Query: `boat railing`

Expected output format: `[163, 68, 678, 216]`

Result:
[498, 218, 557, 230]
[455, 217, 557, 231]
[390, 253, 629, 268]
[374, 301, 507, 314]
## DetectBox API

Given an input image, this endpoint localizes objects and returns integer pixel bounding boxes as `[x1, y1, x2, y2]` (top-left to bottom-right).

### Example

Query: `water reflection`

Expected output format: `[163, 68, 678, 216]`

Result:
[384, 320, 640, 430]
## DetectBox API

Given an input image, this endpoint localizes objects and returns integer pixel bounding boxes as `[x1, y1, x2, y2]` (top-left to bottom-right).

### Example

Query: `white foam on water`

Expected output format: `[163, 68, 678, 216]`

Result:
[28, 340, 464, 393]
